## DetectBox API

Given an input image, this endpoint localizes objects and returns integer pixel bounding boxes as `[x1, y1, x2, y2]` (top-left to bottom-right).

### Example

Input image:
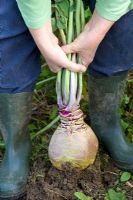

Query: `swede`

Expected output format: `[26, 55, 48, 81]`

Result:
[48, 0, 98, 170]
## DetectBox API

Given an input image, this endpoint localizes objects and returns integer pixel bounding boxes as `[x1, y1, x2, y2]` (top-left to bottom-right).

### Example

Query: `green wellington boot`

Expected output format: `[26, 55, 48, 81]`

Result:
[88, 71, 133, 172]
[0, 92, 33, 199]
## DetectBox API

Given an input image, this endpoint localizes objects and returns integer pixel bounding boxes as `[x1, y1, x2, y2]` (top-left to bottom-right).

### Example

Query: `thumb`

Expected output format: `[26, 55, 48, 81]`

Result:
[62, 43, 75, 54]
[65, 60, 86, 73]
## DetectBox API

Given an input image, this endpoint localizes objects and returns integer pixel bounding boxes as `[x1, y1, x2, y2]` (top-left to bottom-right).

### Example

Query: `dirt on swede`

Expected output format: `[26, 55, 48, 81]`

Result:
[19, 147, 133, 200]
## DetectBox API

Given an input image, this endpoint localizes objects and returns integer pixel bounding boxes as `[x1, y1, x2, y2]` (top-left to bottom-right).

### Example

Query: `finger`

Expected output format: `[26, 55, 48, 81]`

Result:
[49, 66, 61, 73]
[65, 61, 86, 73]
[62, 43, 75, 54]
[47, 62, 61, 73]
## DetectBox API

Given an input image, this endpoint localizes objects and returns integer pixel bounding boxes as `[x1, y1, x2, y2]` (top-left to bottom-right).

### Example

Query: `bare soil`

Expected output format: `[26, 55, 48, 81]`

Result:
[22, 148, 133, 200]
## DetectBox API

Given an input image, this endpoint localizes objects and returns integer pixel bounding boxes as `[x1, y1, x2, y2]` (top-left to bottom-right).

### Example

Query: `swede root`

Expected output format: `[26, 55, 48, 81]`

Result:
[49, 107, 98, 170]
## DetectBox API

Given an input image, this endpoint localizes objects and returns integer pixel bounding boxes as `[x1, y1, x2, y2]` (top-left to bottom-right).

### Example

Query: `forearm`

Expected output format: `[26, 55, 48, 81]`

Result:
[29, 20, 61, 70]
[62, 9, 115, 66]
[16, 0, 86, 73]
[29, 20, 54, 53]
[85, 10, 114, 42]
[29, 20, 86, 73]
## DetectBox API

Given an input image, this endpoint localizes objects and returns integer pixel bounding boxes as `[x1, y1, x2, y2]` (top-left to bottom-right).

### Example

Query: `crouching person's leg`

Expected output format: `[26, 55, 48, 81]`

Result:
[88, 10, 133, 171]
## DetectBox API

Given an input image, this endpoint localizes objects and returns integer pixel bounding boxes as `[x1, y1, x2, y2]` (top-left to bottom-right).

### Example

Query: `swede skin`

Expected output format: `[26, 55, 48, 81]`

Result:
[48, 108, 98, 170]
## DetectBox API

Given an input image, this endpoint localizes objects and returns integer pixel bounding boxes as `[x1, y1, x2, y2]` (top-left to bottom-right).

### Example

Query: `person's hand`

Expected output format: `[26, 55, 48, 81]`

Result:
[62, 25, 101, 67]
[62, 10, 114, 67]
[29, 20, 86, 73]
[40, 31, 86, 73]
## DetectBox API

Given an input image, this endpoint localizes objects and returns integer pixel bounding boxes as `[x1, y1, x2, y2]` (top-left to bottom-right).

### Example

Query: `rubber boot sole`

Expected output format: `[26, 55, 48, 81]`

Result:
[0, 191, 26, 200]
[100, 144, 133, 172]
[114, 161, 133, 173]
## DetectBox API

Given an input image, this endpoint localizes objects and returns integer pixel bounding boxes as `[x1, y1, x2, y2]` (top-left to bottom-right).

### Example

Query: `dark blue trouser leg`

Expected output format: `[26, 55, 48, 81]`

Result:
[89, 10, 133, 76]
[0, 0, 41, 94]
[88, 0, 96, 13]
[0, 81, 36, 94]
[0, 31, 40, 94]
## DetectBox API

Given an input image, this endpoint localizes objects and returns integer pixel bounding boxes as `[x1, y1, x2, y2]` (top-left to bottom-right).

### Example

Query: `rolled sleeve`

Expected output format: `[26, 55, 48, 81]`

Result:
[96, 0, 131, 21]
[16, 0, 51, 29]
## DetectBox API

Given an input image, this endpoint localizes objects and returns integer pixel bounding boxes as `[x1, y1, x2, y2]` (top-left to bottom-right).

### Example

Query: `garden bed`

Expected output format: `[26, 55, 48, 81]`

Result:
[23, 148, 133, 200]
